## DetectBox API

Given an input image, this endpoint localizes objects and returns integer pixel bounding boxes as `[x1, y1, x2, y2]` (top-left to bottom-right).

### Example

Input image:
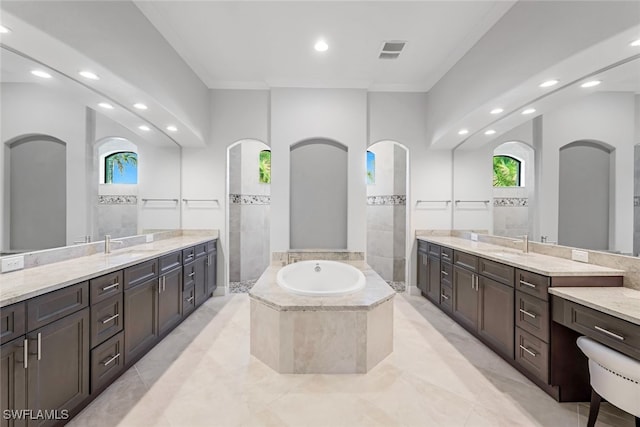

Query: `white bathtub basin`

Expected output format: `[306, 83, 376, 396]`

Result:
[276, 260, 366, 296]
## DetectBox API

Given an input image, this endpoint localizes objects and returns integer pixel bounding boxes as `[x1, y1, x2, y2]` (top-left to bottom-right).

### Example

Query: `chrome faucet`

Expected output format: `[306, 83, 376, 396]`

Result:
[516, 234, 529, 253]
[104, 235, 123, 254]
[287, 253, 300, 264]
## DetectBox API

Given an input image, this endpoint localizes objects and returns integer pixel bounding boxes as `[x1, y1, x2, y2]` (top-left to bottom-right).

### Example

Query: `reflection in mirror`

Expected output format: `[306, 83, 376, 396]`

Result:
[453, 57, 640, 256]
[1, 47, 182, 255]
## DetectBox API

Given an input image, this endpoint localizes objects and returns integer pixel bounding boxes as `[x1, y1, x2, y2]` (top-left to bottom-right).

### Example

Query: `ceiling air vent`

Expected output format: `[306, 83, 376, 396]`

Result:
[379, 41, 406, 59]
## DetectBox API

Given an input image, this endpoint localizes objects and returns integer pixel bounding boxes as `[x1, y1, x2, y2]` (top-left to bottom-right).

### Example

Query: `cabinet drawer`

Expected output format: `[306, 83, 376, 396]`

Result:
[556, 298, 640, 360]
[182, 247, 196, 264]
[427, 243, 441, 258]
[183, 285, 196, 316]
[91, 331, 124, 393]
[479, 258, 514, 287]
[27, 282, 89, 331]
[206, 240, 217, 253]
[91, 294, 124, 348]
[183, 262, 196, 289]
[90, 271, 123, 305]
[195, 243, 208, 259]
[440, 247, 453, 263]
[515, 327, 549, 383]
[440, 283, 452, 312]
[441, 261, 452, 285]
[516, 291, 549, 343]
[454, 251, 478, 272]
[124, 259, 158, 290]
[417, 241, 428, 255]
[159, 251, 182, 274]
[516, 269, 550, 300]
[1, 302, 26, 344]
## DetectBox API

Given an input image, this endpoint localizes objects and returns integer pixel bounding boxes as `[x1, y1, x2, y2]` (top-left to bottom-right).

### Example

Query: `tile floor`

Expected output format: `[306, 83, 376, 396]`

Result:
[69, 293, 635, 427]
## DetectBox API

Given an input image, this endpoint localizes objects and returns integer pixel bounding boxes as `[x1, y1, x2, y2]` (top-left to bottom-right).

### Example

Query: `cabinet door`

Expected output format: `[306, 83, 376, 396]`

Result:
[27, 308, 89, 427]
[124, 279, 158, 365]
[206, 250, 217, 296]
[417, 253, 428, 295]
[1, 337, 27, 427]
[193, 257, 208, 307]
[452, 266, 479, 331]
[478, 276, 514, 359]
[158, 268, 183, 336]
[426, 255, 441, 303]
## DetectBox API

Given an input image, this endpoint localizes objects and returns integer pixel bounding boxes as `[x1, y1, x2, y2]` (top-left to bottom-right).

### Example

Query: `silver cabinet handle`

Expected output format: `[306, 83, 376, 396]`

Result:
[519, 345, 537, 357]
[519, 308, 537, 319]
[158, 278, 162, 294]
[101, 314, 119, 324]
[442, 253, 450, 259]
[441, 271, 448, 276]
[207, 254, 211, 266]
[441, 293, 449, 300]
[185, 255, 194, 262]
[187, 296, 194, 303]
[163, 276, 166, 292]
[189, 272, 195, 278]
[102, 282, 119, 292]
[519, 280, 536, 288]
[23, 339, 28, 369]
[37, 333, 41, 361]
[101, 353, 120, 366]
[594, 325, 625, 341]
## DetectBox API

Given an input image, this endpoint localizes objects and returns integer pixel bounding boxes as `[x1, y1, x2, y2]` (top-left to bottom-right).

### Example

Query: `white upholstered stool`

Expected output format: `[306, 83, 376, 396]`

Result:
[576, 336, 640, 427]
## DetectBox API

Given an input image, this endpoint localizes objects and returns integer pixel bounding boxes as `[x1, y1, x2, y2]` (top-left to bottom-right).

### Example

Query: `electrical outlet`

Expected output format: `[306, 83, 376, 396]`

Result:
[2, 255, 24, 273]
[471, 233, 478, 241]
[571, 249, 589, 263]
[146, 234, 154, 243]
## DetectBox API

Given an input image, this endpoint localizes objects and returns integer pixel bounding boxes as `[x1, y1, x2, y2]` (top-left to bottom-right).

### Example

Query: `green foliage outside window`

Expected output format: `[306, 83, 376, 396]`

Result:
[105, 152, 138, 184]
[259, 150, 271, 184]
[493, 155, 521, 187]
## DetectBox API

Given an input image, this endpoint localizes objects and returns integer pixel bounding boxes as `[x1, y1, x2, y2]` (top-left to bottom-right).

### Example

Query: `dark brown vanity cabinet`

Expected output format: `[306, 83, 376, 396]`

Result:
[158, 252, 183, 336]
[452, 264, 479, 330]
[417, 242, 441, 303]
[1, 283, 90, 427]
[417, 242, 429, 295]
[124, 260, 159, 366]
[206, 241, 217, 296]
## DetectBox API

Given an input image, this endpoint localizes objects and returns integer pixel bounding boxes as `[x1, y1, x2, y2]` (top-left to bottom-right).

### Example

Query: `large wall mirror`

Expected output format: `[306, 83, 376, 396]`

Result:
[453, 55, 640, 256]
[1, 47, 182, 255]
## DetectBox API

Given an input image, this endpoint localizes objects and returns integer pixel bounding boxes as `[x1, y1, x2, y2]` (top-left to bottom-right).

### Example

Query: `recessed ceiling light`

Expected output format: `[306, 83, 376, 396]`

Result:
[630, 39, 640, 47]
[138, 125, 150, 131]
[133, 103, 148, 110]
[98, 102, 114, 109]
[490, 108, 504, 115]
[314, 40, 329, 52]
[580, 80, 601, 88]
[31, 70, 52, 79]
[0, 25, 11, 34]
[484, 129, 496, 135]
[522, 108, 536, 115]
[458, 129, 469, 135]
[539, 79, 559, 88]
[79, 70, 100, 80]
[166, 125, 178, 132]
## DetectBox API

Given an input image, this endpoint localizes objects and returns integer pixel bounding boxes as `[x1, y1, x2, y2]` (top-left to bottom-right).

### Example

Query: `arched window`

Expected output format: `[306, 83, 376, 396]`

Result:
[259, 150, 271, 183]
[493, 155, 521, 187]
[366, 150, 375, 184]
[105, 151, 138, 184]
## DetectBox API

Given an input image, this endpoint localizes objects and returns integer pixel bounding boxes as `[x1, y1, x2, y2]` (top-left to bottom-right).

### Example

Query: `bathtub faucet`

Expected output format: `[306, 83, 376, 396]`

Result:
[287, 253, 300, 264]
[314, 263, 321, 272]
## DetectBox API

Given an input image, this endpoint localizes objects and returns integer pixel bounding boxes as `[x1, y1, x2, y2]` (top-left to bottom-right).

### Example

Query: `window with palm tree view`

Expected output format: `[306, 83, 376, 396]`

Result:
[367, 150, 375, 185]
[493, 155, 521, 187]
[259, 150, 271, 184]
[105, 151, 138, 184]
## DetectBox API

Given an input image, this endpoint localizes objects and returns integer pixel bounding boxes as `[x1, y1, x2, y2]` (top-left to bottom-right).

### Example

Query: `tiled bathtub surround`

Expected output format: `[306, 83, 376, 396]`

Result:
[98, 195, 137, 204]
[366, 195, 406, 205]
[272, 251, 364, 265]
[493, 197, 528, 207]
[229, 194, 271, 205]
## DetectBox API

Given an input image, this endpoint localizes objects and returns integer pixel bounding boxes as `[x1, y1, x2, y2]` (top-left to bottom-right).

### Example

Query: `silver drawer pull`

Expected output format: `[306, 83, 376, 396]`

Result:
[37, 333, 41, 361]
[594, 325, 625, 341]
[102, 282, 119, 291]
[441, 294, 449, 300]
[189, 272, 195, 278]
[23, 339, 28, 369]
[519, 280, 537, 288]
[187, 296, 194, 303]
[441, 271, 449, 276]
[519, 308, 537, 319]
[101, 314, 120, 324]
[519, 345, 537, 357]
[442, 253, 450, 258]
[101, 353, 120, 366]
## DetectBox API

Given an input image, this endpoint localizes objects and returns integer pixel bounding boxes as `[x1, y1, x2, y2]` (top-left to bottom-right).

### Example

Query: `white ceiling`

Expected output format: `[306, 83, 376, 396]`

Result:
[135, 1, 514, 91]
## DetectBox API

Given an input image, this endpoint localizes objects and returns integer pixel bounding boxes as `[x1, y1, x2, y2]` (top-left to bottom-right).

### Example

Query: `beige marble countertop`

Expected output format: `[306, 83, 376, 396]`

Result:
[549, 287, 640, 326]
[417, 236, 624, 277]
[0, 232, 218, 307]
[249, 261, 395, 311]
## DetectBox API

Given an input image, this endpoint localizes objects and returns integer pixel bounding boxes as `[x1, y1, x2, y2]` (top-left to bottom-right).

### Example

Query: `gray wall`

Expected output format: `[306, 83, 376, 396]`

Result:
[558, 141, 611, 250]
[10, 136, 66, 250]
[290, 139, 347, 249]
[366, 143, 406, 282]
